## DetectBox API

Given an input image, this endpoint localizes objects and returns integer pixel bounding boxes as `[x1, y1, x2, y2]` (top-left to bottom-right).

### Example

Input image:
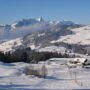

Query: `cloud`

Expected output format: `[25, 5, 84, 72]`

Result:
[0, 23, 48, 40]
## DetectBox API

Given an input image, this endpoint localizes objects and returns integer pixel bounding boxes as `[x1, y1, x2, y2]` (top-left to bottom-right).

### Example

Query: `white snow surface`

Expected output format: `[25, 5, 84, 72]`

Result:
[52, 25, 90, 45]
[37, 33, 45, 37]
[38, 46, 66, 53]
[0, 38, 23, 52]
[0, 58, 90, 89]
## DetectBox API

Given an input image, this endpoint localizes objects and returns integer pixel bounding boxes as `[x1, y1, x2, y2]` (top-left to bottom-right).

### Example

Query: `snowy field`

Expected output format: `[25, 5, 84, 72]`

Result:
[0, 58, 90, 90]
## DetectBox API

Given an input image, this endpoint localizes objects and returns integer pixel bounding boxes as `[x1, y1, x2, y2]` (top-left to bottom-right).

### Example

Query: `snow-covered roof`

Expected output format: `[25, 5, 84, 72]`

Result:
[73, 58, 87, 63]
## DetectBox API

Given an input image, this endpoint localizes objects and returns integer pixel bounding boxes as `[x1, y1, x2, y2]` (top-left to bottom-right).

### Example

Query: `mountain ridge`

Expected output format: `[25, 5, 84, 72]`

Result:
[0, 17, 89, 55]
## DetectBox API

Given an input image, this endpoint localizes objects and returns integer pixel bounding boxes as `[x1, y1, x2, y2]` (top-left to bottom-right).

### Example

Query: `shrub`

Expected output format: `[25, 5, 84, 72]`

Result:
[40, 64, 47, 78]
[24, 64, 47, 78]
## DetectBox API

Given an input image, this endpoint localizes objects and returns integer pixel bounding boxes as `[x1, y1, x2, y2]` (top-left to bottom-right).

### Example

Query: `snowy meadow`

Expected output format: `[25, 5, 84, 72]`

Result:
[0, 58, 90, 89]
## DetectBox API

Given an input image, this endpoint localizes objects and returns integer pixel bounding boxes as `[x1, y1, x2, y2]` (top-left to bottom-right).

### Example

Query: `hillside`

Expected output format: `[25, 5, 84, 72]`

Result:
[0, 18, 82, 53]
[0, 18, 90, 55]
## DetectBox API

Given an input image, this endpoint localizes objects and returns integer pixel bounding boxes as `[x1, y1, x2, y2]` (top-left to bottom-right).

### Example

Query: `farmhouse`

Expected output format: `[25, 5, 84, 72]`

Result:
[67, 58, 89, 68]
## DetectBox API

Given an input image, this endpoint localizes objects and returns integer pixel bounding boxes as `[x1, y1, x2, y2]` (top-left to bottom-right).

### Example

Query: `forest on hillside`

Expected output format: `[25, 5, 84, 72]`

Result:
[0, 47, 75, 63]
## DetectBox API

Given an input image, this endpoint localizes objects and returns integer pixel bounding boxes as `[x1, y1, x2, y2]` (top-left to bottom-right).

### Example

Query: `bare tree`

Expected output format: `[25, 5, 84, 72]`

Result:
[40, 64, 47, 78]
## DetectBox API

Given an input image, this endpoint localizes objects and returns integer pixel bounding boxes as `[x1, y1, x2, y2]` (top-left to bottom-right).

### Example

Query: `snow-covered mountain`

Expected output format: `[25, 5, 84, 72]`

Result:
[0, 18, 77, 32]
[0, 17, 44, 30]
[11, 17, 44, 28]
[0, 17, 46, 40]
[0, 17, 80, 40]
[51, 25, 90, 45]
[1, 24, 90, 54]
[60, 20, 75, 25]
[1, 17, 89, 54]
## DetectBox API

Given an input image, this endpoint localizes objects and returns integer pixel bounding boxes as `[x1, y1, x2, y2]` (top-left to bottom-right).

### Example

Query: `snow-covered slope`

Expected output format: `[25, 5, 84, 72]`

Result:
[0, 58, 90, 89]
[0, 38, 23, 52]
[38, 46, 66, 53]
[0, 25, 90, 54]
[51, 25, 90, 45]
[0, 17, 87, 53]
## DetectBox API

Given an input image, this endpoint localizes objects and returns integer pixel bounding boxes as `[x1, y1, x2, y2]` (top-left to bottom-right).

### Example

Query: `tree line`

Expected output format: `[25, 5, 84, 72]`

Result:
[0, 47, 74, 63]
